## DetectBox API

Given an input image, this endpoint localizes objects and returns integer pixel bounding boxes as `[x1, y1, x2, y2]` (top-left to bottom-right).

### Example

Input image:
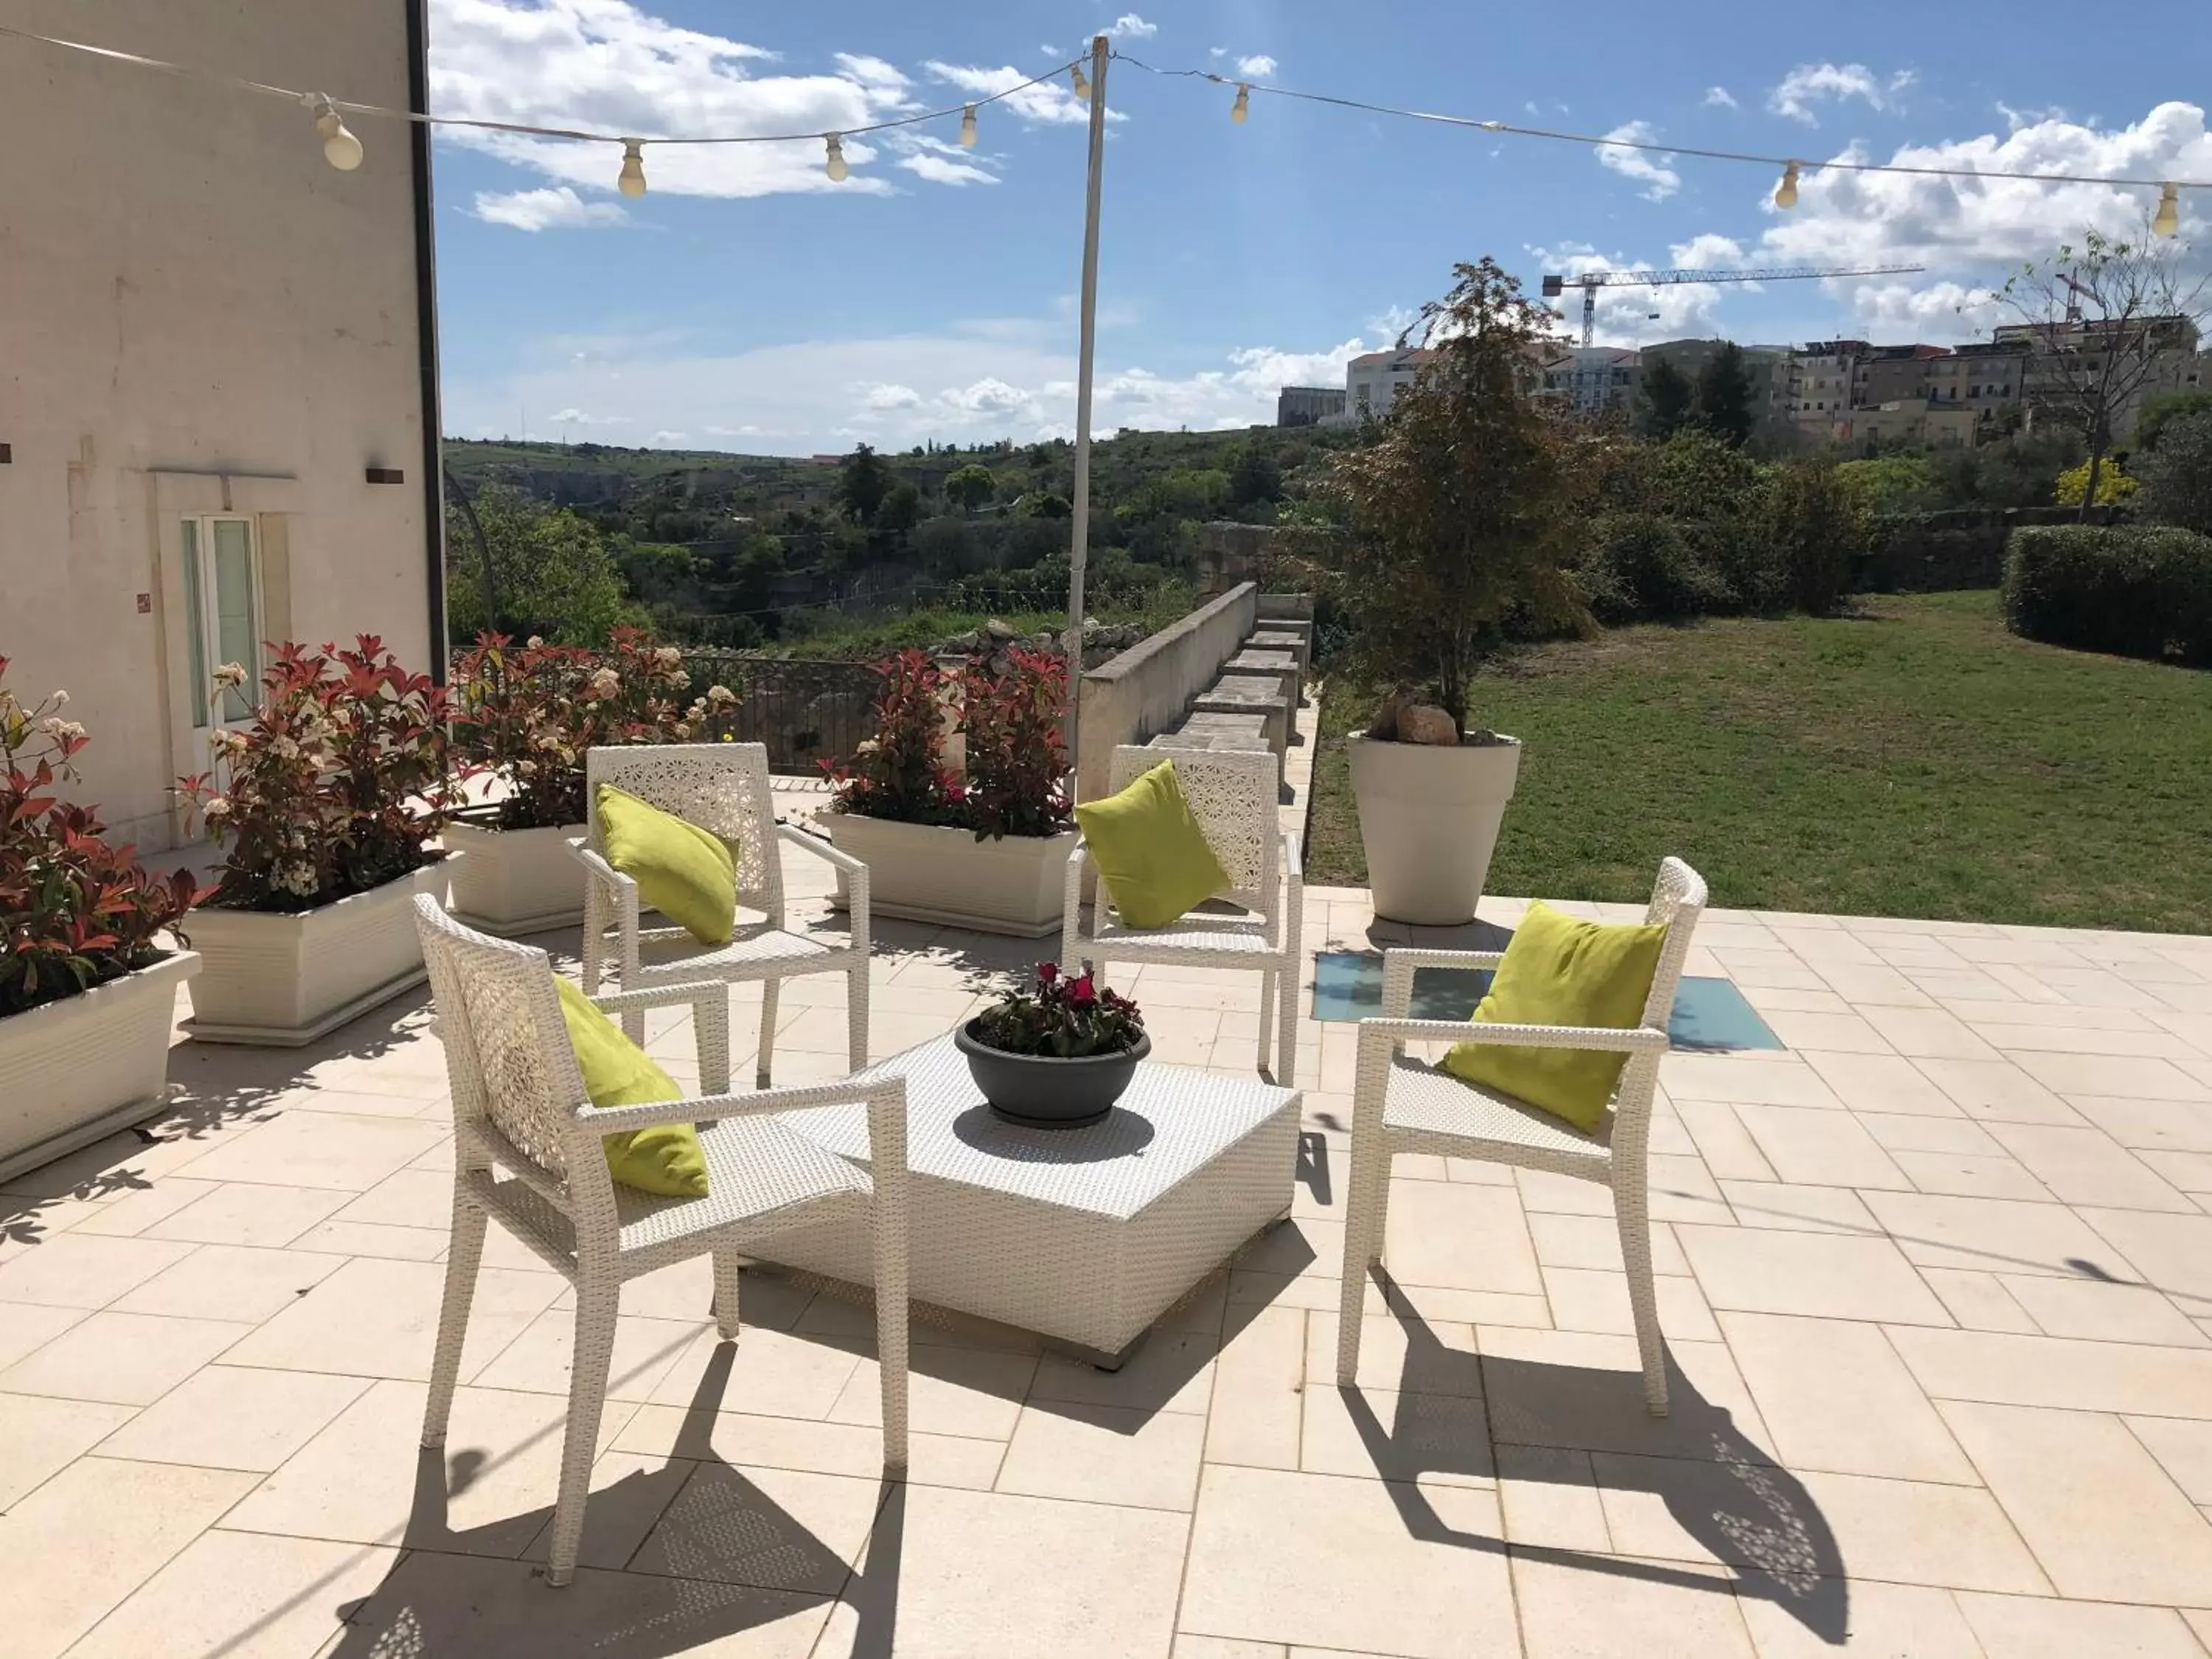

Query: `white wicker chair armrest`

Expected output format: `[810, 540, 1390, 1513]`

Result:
[570, 842, 631, 895]
[577, 1076, 905, 1137]
[779, 820, 866, 877]
[588, 981, 731, 1094]
[1380, 945, 1510, 1018]
[1357, 1015, 1669, 1053]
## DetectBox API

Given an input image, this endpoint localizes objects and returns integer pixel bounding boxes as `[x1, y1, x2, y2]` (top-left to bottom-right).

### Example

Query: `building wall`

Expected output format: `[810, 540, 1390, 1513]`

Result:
[1276, 386, 1345, 426]
[1345, 349, 1434, 420]
[0, 0, 438, 849]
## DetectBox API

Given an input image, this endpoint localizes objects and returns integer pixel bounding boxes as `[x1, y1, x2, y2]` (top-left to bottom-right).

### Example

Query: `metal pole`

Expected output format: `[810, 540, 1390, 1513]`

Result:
[1065, 33, 1108, 803]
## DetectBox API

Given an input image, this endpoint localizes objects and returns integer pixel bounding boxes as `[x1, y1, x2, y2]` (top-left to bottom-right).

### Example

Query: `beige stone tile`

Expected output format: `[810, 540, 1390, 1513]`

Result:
[509, 1446, 695, 1571]
[1677, 1225, 1951, 1325]
[2140, 1149, 2212, 1192]
[1175, 1641, 1285, 1659]
[1298, 1382, 1495, 1488]
[1711, 949, 1830, 991]
[626, 1462, 882, 1593]
[328, 1166, 458, 1230]
[2079, 1207, 2212, 1303]
[1479, 1326, 1773, 1464]
[1180, 1464, 1516, 1659]
[1528, 1210, 1689, 1276]
[1764, 1010, 1896, 1054]
[1516, 1166, 1616, 1216]
[1955, 1592, 2209, 1659]
[1999, 1273, 2208, 1346]
[1493, 1442, 1610, 1551]
[1804, 1051, 1958, 1116]
[1919, 1269, 2038, 1334]
[167, 1110, 447, 1190]
[2014, 1051, 2209, 1102]
[108, 1242, 349, 1323]
[1205, 1304, 1307, 1469]
[1736, 1579, 1982, 1658]
[1975, 1019, 2207, 1060]
[1860, 1191, 2142, 1280]
[1511, 1548, 1754, 1658]
[1940, 997, 2154, 1030]
[1307, 1309, 1484, 1399]
[59, 1178, 226, 1239]
[467, 1307, 707, 1402]
[94, 1364, 372, 1472]
[289, 1217, 451, 1260]
[860, 1483, 1189, 1659]
[1647, 1152, 1737, 1225]
[1888, 1326, 2212, 1416]
[0, 1300, 88, 1371]
[1857, 1113, 2002, 1155]
[1719, 1311, 1975, 1483]
[1739, 984, 1853, 1016]
[2065, 1093, 2212, 1153]
[643, 1324, 866, 1422]
[1660, 1056, 1842, 1108]
[1980, 1123, 2196, 1212]
[0, 1232, 198, 1310]
[0, 1457, 257, 1657]
[1892, 1150, 2055, 1202]
[0, 1310, 251, 1405]
[1380, 1178, 1542, 1295]
[143, 1181, 354, 1247]
[610, 1402, 998, 1490]
[1735, 1105, 1913, 1190]
[1542, 1264, 1721, 1343]
[995, 1400, 1206, 1510]
[1812, 961, 1935, 1007]
[2126, 1414, 2212, 1506]
[0, 1392, 136, 1510]
[1913, 1059, 2083, 1126]
[223, 1255, 564, 1382]
[829, 1343, 1035, 1439]
[1027, 1324, 1214, 1416]
[1860, 1005, 2002, 1062]
[1941, 1398, 2212, 1603]
[1715, 1181, 1880, 1237]
[1673, 1100, 1778, 1183]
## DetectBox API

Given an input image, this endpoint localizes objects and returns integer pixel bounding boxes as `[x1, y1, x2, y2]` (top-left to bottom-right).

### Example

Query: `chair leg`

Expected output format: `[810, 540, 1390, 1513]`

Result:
[756, 978, 780, 1090]
[421, 1189, 486, 1449]
[544, 1279, 619, 1587]
[874, 1202, 910, 1475]
[713, 1247, 742, 1341]
[1335, 1115, 1390, 1386]
[1276, 959, 1298, 1086]
[846, 962, 869, 1074]
[1258, 970, 1278, 1077]
[1615, 1183, 1669, 1417]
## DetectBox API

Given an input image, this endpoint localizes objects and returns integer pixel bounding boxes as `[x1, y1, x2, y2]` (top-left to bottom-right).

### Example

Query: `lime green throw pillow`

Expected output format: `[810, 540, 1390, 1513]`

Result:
[552, 977, 709, 1197]
[1072, 759, 1232, 931]
[596, 783, 735, 945]
[1441, 901, 1669, 1132]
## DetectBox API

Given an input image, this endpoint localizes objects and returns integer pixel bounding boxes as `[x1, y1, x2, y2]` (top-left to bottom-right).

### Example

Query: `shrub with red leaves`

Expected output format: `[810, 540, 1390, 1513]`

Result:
[972, 959, 1145, 1058]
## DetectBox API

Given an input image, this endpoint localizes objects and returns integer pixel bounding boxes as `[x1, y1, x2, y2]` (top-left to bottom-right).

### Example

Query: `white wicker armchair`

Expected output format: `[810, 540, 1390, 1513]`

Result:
[1335, 858, 1707, 1414]
[1061, 745, 1301, 1084]
[575, 742, 871, 1085]
[411, 896, 909, 1587]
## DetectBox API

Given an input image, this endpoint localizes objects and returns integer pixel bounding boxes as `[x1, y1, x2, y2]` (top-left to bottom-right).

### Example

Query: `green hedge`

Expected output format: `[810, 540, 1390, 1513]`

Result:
[2001, 524, 2212, 664]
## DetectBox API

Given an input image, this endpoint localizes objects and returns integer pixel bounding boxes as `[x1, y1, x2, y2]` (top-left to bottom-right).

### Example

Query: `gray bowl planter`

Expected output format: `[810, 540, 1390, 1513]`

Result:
[953, 1019, 1151, 1129]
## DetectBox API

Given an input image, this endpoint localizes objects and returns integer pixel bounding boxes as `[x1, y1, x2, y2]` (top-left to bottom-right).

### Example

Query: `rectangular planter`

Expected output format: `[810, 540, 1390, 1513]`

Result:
[181, 861, 449, 1046]
[826, 814, 1078, 939]
[0, 951, 201, 1186]
[444, 819, 585, 936]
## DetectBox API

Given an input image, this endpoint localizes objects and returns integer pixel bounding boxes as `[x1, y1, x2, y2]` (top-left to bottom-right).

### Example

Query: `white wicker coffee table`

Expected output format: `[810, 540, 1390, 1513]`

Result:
[758, 1034, 1301, 1366]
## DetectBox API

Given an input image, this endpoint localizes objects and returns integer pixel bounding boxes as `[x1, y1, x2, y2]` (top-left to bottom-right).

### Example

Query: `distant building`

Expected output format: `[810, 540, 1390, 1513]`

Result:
[1926, 341, 2028, 431]
[1344, 347, 1436, 420]
[1843, 402, 1978, 449]
[1852, 344, 1952, 408]
[1540, 347, 1640, 414]
[1788, 340, 1870, 433]
[1276, 385, 1346, 427]
[1994, 315, 2205, 442]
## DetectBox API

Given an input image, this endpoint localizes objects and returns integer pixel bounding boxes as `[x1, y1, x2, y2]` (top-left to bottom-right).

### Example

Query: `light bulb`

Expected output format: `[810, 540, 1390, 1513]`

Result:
[825, 133, 849, 183]
[1774, 160, 1800, 211]
[1071, 63, 1091, 102]
[960, 105, 978, 148]
[617, 139, 647, 198]
[2153, 182, 2180, 237]
[1231, 83, 1250, 124]
[312, 95, 362, 172]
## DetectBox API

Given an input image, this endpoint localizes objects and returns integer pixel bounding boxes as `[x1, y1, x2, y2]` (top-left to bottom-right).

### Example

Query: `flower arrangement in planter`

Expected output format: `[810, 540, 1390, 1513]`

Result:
[954, 961, 1150, 1127]
[1, 660, 204, 1180]
[174, 637, 462, 1044]
[820, 647, 1078, 936]
[444, 629, 734, 933]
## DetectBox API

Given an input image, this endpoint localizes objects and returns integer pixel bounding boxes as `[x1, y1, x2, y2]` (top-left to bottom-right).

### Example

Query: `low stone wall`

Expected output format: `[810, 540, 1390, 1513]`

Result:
[1075, 581, 1259, 802]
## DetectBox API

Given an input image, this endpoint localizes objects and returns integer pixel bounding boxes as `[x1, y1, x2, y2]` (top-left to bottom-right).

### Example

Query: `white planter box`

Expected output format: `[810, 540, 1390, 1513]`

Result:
[827, 815, 1078, 939]
[444, 820, 585, 936]
[0, 951, 200, 1185]
[1347, 732, 1523, 926]
[182, 862, 450, 1046]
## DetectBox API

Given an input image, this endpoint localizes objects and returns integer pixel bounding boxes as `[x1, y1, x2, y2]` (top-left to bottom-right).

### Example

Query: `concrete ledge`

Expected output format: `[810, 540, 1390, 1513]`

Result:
[1077, 582, 1259, 802]
[1225, 647, 1301, 706]
[1150, 711, 1274, 755]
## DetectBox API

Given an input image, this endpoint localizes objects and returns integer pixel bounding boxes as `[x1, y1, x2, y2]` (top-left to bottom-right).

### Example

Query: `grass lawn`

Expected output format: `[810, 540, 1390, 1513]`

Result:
[1305, 591, 2212, 934]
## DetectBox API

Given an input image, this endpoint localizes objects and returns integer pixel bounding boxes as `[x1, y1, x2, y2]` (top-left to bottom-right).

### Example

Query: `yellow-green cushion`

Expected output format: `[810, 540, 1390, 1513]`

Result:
[1441, 901, 1669, 1132]
[596, 783, 735, 945]
[553, 977, 709, 1197]
[1072, 759, 1231, 931]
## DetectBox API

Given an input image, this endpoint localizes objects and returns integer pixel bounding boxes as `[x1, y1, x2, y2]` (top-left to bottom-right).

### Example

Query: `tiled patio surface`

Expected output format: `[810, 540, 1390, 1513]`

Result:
[7, 718, 2212, 1655]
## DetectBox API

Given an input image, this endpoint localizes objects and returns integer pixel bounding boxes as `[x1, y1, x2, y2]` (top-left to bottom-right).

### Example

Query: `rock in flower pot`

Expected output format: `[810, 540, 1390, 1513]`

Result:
[955, 962, 1150, 1128]
[1347, 716, 1523, 926]
[823, 646, 1078, 938]
[0, 664, 205, 1180]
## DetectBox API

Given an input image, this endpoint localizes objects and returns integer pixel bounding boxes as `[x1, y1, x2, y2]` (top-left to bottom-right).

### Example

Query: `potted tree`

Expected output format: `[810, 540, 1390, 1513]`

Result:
[445, 630, 720, 935]
[821, 647, 1079, 936]
[176, 637, 462, 1045]
[955, 961, 1150, 1127]
[0, 663, 204, 1179]
[1323, 258, 1585, 924]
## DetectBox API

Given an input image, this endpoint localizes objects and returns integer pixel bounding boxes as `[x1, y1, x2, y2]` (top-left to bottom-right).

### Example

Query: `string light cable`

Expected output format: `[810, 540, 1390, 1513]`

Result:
[1111, 52, 2202, 231]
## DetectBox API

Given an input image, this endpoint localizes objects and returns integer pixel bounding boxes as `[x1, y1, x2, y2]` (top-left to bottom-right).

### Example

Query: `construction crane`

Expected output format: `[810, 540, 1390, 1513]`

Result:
[1542, 264, 1928, 346]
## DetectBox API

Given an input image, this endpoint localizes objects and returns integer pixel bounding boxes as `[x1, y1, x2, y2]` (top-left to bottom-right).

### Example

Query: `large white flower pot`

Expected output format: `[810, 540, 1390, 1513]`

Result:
[1346, 732, 1523, 925]
[444, 820, 585, 936]
[181, 861, 450, 1046]
[0, 951, 201, 1185]
[826, 815, 1079, 938]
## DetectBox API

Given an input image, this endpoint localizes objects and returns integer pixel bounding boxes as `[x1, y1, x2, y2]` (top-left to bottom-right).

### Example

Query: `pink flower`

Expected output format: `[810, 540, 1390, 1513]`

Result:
[1068, 973, 1096, 1007]
[1034, 961, 1059, 985]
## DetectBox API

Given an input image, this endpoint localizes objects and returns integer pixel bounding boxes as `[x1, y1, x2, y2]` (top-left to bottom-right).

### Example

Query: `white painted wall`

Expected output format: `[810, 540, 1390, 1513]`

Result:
[0, 1, 437, 850]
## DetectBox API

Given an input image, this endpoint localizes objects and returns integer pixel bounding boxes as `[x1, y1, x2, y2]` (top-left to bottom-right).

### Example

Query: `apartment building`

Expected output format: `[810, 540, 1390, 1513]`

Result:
[1539, 347, 1640, 414]
[1344, 348, 1438, 420]
[1994, 316, 2206, 441]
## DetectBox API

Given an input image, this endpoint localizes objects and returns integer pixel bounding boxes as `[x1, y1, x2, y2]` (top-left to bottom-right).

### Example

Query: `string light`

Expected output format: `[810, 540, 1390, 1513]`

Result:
[824, 133, 848, 182]
[1774, 161, 1799, 210]
[1231, 83, 1249, 124]
[960, 104, 978, 147]
[310, 94, 361, 171]
[1071, 62, 1091, 103]
[617, 138, 646, 198]
[2154, 182, 2180, 237]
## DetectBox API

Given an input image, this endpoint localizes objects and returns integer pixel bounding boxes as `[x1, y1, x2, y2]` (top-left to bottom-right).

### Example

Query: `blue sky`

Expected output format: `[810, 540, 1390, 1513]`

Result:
[427, 0, 2211, 455]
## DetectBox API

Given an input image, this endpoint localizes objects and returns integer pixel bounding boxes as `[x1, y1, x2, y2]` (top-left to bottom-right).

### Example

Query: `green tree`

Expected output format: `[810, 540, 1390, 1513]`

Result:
[2137, 389, 2212, 453]
[443, 481, 639, 645]
[1228, 442, 1283, 507]
[840, 443, 891, 521]
[877, 480, 923, 537]
[1694, 342, 1757, 448]
[1023, 492, 1073, 518]
[943, 463, 997, 514]
[1637, 358, 1695, 439]
[1321, 257, 1583, 734]
[2135, 409, 2212, 534]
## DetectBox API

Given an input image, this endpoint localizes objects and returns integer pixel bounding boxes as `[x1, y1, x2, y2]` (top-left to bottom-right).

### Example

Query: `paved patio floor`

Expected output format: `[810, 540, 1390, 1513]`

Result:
[6, 733, 2212, 1655]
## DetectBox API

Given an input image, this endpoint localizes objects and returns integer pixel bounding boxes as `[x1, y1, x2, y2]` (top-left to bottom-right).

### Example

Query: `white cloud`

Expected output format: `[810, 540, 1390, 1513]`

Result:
[1669, 232, 1745, 269]
[1703, 86, 1737, 110]
[1846, 279, 2001, 341]
[898, 151, 999, 186]
[1105, 14, 1157, 39]
[1235, 55, 1278, 80]
[923, 60, 1096, 127]
[863, 383, 922, 409]
[469, 186, 627, 230]
[939, 378, 1034, 416]
[1595, 122, 1681, 201]
[546, 407, 633, 425]
[1528, 242, 1732, 345]
[651, 429, 689, 444]
[1768, 62, 1903, 125]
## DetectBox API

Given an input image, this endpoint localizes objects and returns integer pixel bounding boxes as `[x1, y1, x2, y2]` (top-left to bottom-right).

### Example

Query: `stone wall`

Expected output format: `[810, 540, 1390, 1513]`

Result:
[1074, 582, 1260, 803]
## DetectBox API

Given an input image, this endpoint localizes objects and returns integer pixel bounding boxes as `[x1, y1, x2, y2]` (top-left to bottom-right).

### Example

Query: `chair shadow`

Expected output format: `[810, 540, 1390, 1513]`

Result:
[329, 1343, 905, 1658]
[1345, 1272, 1848, 1644]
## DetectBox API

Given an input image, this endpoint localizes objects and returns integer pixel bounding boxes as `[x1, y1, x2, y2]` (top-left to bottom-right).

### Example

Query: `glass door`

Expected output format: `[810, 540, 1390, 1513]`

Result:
[181, 515, 262, 731]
